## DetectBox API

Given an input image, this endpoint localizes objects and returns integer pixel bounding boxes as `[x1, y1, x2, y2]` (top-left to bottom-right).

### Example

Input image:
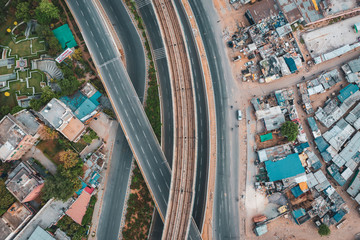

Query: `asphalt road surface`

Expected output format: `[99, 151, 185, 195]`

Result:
[138, 2, 174, 164]
[95, 0, 146, 239]
[97, 128, 133, 240]
[67, 0, 171, 222]
[173, 0, 210, 231]
[188, 0, 241, 239]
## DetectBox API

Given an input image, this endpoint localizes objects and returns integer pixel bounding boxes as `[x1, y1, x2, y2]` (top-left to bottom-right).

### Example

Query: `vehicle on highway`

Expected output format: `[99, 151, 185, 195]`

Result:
[233, 55, 241, 62]
[237, 110, 242, 120]
[244, 60, 254, 67]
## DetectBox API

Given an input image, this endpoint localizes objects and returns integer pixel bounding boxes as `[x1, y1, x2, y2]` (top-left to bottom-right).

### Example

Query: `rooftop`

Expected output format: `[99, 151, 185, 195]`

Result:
[39, 98, 70, 129]
[65, 187, 93, 225]
[0, 218, 12, 240]
[265, 153, 305, 181]
[338, 84, 359, 103]
[61, 117, 85, 142]
[347, 168, 360, 197]
[2, 202, 32, 230]
[0, 113, 39, 161]
[14, 110, 40, 136]
[28, 226, 55, 240]
[323, 118, 355, 151]
[14, 199, 73, 240]
[6, 162, 44, 202]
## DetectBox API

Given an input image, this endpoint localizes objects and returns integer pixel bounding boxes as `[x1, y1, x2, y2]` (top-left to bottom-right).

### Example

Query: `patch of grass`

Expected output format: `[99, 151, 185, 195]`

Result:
[9, 80, 33, 95]
[8, 40, 31, 57]
[0, 12, 15, 46]
[29, 71, 44, 93]
[0, 66, 14, 75]
[32, 38, 46, 53]
[37, 140, 66, 165]
[72, 139, 87, 153]
[0, 91, 17, 108]
[18, 70, 27, 80]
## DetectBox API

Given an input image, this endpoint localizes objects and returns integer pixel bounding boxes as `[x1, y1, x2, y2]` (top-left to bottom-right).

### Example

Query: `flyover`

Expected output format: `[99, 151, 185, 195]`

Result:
[94, 0, 146, 239]
[67, 0, 171, 221]
[66, 0, 202, 239]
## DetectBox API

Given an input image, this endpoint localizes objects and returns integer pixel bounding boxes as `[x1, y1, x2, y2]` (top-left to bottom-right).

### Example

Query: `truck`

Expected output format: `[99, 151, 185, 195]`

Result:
[253, 215, 267, 223]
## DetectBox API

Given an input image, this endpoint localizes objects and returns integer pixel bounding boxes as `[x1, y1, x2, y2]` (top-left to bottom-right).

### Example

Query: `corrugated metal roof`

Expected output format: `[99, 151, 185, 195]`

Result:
[341, 167, 353, 180]
[338, 84, 359, 103]
[314, 137, 329, 153]
[347, 168, 360, 197]
[306, 172, 319, 188]
[339, 132, 360, 163]
[345, 102, 360, 125]
[314, 170, 327, 184]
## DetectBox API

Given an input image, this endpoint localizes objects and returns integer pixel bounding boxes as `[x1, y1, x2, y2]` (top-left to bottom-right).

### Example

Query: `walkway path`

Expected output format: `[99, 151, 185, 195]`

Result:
[23, 146, 57, 175]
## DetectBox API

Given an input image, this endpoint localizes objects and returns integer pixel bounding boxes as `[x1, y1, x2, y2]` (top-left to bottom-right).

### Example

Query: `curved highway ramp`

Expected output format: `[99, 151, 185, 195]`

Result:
[66, 0, 201, 239]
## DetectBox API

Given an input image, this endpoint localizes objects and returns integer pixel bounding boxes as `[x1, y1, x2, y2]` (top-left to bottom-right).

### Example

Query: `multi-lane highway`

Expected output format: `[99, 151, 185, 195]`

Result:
[95, 0, 146, 239]
[172, 0, 209, 230]
[188, 0, 241, 239]
[67, 0, 172, 222]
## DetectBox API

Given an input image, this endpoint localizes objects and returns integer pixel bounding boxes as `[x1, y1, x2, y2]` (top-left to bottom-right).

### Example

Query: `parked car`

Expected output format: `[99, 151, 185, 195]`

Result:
[237, 110, 242, 120]
[233, 55, 241, 62]
[244, 61, 254, 66]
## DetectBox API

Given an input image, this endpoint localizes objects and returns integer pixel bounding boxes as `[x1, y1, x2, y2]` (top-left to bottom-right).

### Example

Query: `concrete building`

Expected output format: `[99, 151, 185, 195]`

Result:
[0, 111, 41, 162]
[0, 202, 32, 240]
[39, 98, 85, 142]
[6, 162, 44, 203]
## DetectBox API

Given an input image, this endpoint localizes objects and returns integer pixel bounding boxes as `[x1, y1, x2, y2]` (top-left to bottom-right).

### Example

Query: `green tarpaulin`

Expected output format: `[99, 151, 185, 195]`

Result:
[52, 24, 78, 49]
[260, 133, 273, 142]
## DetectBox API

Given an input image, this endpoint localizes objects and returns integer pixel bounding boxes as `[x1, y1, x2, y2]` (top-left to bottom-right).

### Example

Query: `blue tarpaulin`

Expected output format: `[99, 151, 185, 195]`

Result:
[265, 153, 305, 181]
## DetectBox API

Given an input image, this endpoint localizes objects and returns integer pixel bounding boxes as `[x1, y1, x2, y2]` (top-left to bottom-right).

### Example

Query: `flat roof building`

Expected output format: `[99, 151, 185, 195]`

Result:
[265, 153, 305, 182]
[6, 162, 44, 203]
[0, 111, 41, 162]
[0, 202, 32, 240]
[39, 98, 85, 142]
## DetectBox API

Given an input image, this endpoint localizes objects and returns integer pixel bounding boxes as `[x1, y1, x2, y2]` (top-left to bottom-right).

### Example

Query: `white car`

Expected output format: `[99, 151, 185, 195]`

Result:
[237, 110, 242, 120]
[244, 61, 254, 67]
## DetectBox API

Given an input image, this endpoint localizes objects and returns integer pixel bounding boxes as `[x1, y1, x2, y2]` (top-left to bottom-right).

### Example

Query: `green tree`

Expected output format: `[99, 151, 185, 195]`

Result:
[280, 121, 299, 142]
[58, 76, 80, 96]
[318, 224, 330, 236]
[15, 2, 31, 21]
[41, 166, 81, 201]
[47, 36, 62, 56]
[0, 105, 10, 119]
[10, 106, 24, 115]
[59, 150, 79, 169]
[0, 180, 16, 215]
[30, 86, 57, 111]
[35, 0, 59, 25]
